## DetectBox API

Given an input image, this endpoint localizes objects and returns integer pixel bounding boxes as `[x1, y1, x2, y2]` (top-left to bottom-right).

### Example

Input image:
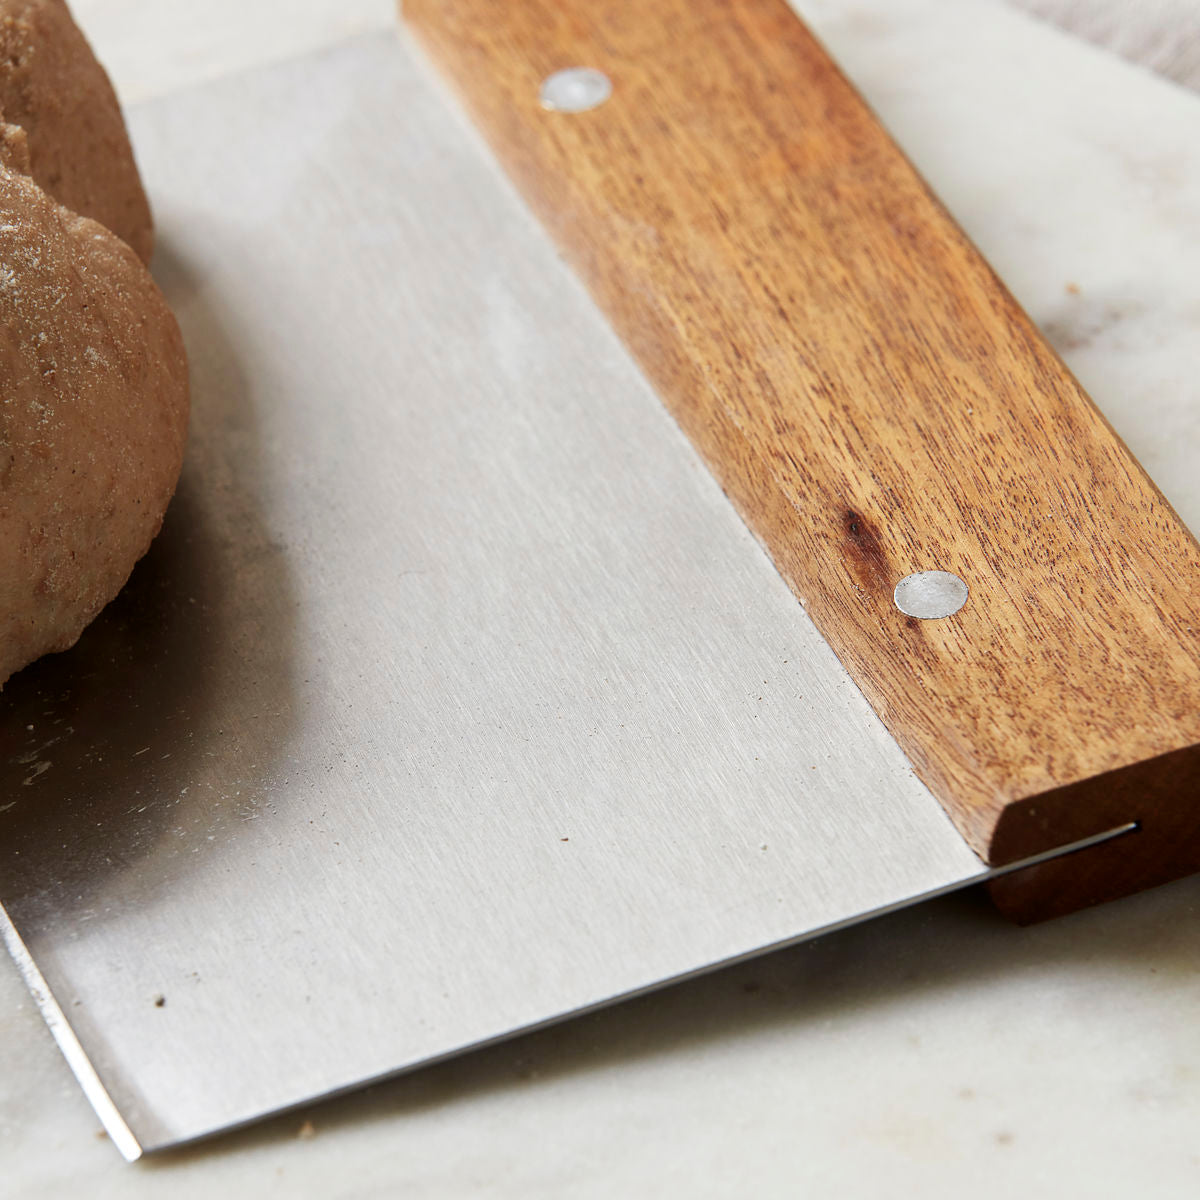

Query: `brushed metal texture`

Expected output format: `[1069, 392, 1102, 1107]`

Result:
[0, 33, 1052, 1153]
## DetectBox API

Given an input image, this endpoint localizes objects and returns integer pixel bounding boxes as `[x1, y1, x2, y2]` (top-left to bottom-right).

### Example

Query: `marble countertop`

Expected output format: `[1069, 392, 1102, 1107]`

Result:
[5, 0, 1200, 1194]
[1012, 0, 1200, 92]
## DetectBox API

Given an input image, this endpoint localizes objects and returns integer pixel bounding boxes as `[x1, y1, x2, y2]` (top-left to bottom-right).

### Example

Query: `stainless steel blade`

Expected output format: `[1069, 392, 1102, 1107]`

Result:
[0, 32, 1113, 1156]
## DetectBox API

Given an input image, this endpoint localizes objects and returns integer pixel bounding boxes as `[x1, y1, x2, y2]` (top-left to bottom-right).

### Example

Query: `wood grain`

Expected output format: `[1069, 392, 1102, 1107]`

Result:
[403, 0, 1200, 919]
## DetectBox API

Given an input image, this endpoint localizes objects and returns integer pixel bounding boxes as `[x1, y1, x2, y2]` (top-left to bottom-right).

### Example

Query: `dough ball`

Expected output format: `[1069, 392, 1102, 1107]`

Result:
[0, 0, 154, 262]
[0, 162, 188, 686]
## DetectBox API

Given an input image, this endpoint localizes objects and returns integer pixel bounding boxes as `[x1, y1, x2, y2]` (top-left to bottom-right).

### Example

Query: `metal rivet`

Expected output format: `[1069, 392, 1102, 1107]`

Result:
[893, 571, 968, 620]
[539, 67, 612, 113]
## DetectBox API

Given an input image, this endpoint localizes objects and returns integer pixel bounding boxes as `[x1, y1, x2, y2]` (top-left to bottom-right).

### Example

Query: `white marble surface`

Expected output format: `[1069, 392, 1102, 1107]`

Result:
[5, 0, 1200, 1194]
[1013, 0, 1200, 90]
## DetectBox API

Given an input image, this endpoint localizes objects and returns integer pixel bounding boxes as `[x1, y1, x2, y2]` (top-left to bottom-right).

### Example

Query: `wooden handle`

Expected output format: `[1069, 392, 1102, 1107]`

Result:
[403, 0, 1200, 921]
